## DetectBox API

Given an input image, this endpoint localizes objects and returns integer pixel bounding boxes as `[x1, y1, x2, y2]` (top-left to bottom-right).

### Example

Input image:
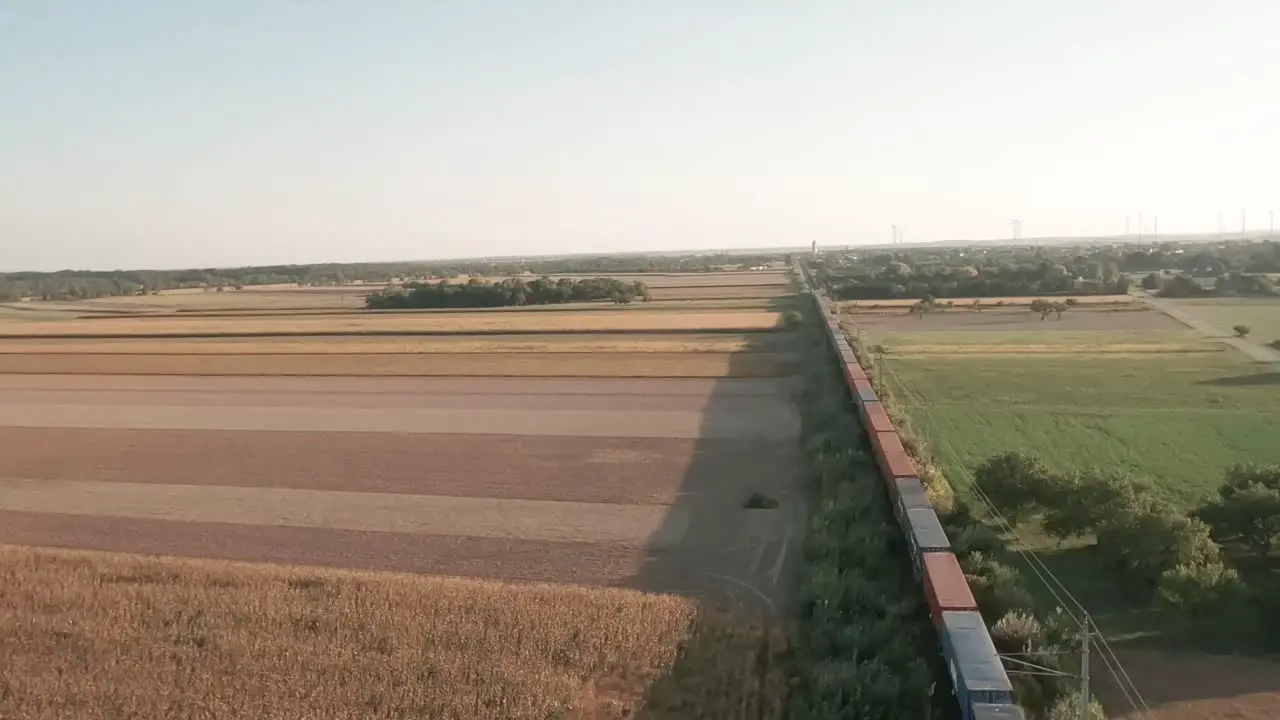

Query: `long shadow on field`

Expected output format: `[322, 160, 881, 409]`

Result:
[1197, 371, 1280, 387]
[611, 330, 806, 616]
[613, 328, 804, 716]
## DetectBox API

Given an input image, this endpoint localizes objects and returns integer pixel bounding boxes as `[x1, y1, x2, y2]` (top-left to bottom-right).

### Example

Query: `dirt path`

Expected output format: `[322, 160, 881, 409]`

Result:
[1141, 295, 1280, 363]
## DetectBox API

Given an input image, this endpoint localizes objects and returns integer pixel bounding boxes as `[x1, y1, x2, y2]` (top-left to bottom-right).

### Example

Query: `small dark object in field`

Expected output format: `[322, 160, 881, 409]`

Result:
[743, 491, 780, 509]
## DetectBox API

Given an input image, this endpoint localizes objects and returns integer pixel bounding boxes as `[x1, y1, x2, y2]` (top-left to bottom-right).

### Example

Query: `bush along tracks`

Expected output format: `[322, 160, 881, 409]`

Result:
[788, 317, 947, 719]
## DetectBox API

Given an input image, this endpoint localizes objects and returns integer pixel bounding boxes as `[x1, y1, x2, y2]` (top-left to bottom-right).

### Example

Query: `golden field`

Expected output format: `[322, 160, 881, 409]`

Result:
[0, 547, 786, 720]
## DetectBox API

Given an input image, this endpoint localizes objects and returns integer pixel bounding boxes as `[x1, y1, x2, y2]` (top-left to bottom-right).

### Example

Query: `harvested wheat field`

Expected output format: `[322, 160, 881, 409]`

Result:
[0, 332, 794, 355]
[0, 310, 785, 337]
[0, 547, 787, 720]
[647, 284, 794, 300]
[0, 373, 805, 613]
[0, 351, 795, 377]
[0, 292, 807, 718]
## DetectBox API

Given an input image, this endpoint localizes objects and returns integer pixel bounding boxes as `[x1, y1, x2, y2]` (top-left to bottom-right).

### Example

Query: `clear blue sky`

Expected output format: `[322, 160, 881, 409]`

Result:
[2, 1, 1277, 271]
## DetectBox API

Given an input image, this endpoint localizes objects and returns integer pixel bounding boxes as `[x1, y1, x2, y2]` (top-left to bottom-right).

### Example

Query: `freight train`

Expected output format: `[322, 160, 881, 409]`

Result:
[804, 274, 1024, 720]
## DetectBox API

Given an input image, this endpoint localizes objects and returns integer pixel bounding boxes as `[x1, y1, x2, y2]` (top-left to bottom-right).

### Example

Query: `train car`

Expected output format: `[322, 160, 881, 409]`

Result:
[893, 475, 931, 523]
[972, 704, 1026, 720]
[940, 610, 1017, 719]
[904, 507, 951, 577]
[922, 551, 978, 632]
[870, 430, 916, 487]
[861, 400, 894, 433]
[850, 377, 878, 405]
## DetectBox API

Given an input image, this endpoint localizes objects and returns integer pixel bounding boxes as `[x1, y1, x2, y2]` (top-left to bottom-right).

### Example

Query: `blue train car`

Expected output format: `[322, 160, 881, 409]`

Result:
[972, 704, 1026, 720]
[904, 507, 950, 576]
[940, 611, 1016, 720]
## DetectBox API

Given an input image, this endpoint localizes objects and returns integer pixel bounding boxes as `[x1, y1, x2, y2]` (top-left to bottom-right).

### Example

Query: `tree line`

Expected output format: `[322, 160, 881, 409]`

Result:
[1144, 272, 1278, 298]
[365, 277, 650, 310]
[0, 253, 787, 303]
[815, 257, 1131, 301]
[811, 238, 1280, 301]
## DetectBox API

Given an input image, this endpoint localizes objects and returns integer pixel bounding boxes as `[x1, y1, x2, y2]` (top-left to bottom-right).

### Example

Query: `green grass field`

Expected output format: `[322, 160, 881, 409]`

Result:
[870, 329, 1280, 509]
[1163, 297, 1280, 343]
[865, 327, 1280, 652]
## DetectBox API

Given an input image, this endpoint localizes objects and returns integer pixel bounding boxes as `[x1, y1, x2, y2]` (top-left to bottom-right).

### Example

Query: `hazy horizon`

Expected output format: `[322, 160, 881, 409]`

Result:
[3, 2, 1278, 272]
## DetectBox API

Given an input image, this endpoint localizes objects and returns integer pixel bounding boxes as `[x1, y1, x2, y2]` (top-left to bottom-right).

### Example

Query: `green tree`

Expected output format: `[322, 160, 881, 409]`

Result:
[1195, 464, 1280, 556]
[1041, 472, 1149, 541]
[973, 451, 1054, 525]
[1233, 324, 1251, 338]
[1096, 510, 1222, 591]
[1157, 275, 1203, 298]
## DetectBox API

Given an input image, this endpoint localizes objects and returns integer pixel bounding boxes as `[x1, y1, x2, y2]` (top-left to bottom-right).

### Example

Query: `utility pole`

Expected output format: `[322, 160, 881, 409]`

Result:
[1138, 214, 1143, 242]
[1153, 215, 1158, 238]
[1125, 216, 1130, 236]
[1219, 212, 1224, 235]
[1080, 616, 1092, 720]
[892, 225, 898, 244]
[1242, 210, 1247, 234]
[1270, 210, 1274, 236]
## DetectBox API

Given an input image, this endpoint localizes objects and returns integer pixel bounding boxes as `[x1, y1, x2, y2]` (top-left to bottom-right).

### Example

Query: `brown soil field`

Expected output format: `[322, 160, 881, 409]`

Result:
[0, 374, 806, 616]
[0, 351, 794, 378]
[0, 546, 788, 719]
[1097, 649, 1280, 720]
[0, 401, 799, 440]
[0, 429, 795, 506]
[85, 290, 368, 311]
[0, 478, 678, 546]
[840, 294, 1137, 308]
[844, 306, 1183, 333]
[0, 310, 785, 337]
[0, 512, 650, 585]
[0, 373, 799, 396]
[0, 332, 793, 355]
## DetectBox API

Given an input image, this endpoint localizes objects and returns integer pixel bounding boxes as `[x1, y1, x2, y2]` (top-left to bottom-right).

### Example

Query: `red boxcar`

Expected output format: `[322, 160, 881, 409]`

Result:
[872, 430, 916, 483]
[922, 551, 978, 633]
[862, 401, 895, 433]
[844, 362, 867, 384]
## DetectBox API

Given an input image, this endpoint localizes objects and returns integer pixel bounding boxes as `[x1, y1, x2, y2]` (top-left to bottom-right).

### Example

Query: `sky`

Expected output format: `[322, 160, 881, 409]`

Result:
[2, 1, 1278, 271]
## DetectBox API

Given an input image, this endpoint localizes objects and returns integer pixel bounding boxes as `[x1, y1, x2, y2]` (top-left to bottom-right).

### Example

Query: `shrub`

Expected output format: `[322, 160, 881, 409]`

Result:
[962, 554, 1036, 621]
[782, 310, 804, 330]
[743, 492, 780, 509]
[1233, 324, 1250, 338]
[1046, 695, 1107, 720]
[1157, 561, 1244, 615]
[989, 611, 1044, 654]
[949, 523, 1005, 557]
